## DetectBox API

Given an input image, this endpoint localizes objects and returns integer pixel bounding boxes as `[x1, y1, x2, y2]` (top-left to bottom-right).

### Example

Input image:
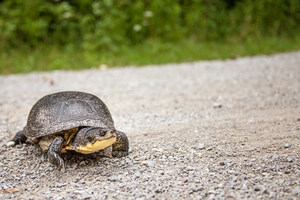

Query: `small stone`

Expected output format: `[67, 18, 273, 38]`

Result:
[194, 179, 201, 183]
[5, 141, 15, 147]
[213, 103, 222, 108]
[108, 177, 117, 182]
[74, 190, 84, 195]
[135, 171, 141, 178]
[254, 186, 261, 191]
[207, 147, 213, 151]
[287, 157, 294, 162]
[24, 171, 32, 176]
[82, 195, 92, 200]
[208, 190, 216, 194]
[269, 192, 276, 198]
[262, 188, 269, 194]
[164, 170, 174, 174]
[155, 188, 162, 193]
[198, 144, 205, 150]
[279, 179, 285, 184]
[142, 161, 155, 167]
[292, 187, 300, 196]
[56, 183, 67, 188]
[193, 187, 204, 192]
[70, 182, 77, 187]
[247, 119, 255, 124]
[228, 170, 238, 175]
[219, 161, 225, 166]
[186, 166, 194, 171]
[284, 143, 291, 148]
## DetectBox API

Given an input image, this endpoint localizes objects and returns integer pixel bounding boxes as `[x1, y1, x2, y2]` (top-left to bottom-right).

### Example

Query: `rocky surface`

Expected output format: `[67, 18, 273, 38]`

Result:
[0, 52, 299, 199]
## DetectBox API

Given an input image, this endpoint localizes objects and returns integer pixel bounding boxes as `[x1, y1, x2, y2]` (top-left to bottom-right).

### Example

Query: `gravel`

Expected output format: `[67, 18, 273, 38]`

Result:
[0, 51, 300, 199]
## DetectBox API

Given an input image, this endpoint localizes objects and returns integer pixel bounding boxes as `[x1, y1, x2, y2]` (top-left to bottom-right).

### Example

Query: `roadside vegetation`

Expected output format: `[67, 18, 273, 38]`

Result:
[0, 0, 299, 74]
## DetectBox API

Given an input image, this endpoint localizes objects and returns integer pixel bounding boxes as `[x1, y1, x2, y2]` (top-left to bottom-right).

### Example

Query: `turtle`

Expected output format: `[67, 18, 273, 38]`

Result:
[9, 91, 129, 171]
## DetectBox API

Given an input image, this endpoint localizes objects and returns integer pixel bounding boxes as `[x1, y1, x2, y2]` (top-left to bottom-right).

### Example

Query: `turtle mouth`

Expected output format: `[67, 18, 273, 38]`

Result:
[75, 136, 116, 154]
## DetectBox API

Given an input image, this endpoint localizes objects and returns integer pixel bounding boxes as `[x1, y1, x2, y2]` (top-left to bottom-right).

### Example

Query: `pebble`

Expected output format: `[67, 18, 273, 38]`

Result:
[219, 161, 225, 166]
[5, 141, 15, 148]
[207, 147, 213, 151]
[208, 191, 217, 197]
[279, 179, 285, 184]
[74, 188, 85, 194]
[228, 170, 238, 175]
[74, 190, 84, 195]
[269, 192, 276, 198]
[108, 177, 118, 182]
[284, 143, 291, 148]
[82, 195, 92, 199]
[287, 157, 294, 162]
[254, 186, 261, 191]
[198, 143, 205, 150]
[213, 103, 222, 108]
[155, 188, 163, 193]
[292, 187, 300, 196]
[135, 171, 141, 178]
[24, 171, 32, 176]
[141, 161, 155, 167]
[186, 166, 194, 171]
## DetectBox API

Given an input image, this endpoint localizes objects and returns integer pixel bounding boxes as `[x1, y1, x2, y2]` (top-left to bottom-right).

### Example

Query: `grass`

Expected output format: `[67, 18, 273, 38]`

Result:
[0, 35, 300, 74]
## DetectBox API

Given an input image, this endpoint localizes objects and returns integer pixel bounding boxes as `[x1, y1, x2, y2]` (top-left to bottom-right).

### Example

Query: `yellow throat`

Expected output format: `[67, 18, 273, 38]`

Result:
[74, 137, 116, 154]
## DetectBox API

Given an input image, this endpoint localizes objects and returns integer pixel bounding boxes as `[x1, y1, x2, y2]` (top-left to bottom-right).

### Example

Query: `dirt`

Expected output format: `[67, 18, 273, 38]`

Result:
[0, 52, 299, 199]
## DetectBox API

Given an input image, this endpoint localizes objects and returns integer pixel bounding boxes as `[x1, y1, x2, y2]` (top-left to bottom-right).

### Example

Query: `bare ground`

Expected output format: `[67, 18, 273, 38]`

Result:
[0, 52, 299, 199]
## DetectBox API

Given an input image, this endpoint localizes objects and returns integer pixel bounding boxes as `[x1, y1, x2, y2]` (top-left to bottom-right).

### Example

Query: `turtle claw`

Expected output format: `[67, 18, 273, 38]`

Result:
[48, 136, 65, 171]
[48, 151, 65, 171]
[58, 158, 65, 172]
[60, 161, 66, 173]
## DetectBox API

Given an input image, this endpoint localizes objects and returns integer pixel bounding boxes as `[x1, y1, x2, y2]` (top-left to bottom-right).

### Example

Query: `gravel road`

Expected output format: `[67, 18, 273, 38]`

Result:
[0, 52, 299, 199]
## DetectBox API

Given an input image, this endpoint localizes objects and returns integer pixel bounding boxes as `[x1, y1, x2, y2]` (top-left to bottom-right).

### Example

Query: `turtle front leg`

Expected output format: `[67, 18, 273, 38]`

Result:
[13, 131, 27, 144]
[48, 136, 65, 172]
[7, 131, 27, 147]
[112, 131, 129, 157]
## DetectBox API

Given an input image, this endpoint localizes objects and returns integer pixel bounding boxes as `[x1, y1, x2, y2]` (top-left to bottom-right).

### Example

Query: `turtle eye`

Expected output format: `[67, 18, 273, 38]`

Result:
[99, 131, 106, 136]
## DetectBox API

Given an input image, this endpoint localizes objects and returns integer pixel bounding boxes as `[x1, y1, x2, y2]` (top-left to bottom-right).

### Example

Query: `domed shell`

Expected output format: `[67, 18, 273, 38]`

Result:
[23, 91, 115, 139]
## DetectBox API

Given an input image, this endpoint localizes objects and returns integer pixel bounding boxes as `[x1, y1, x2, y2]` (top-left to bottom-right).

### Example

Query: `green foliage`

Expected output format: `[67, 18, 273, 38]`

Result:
[1, 35, 300, 74]
[0, 0, 299, 50]
[0, 0, 299, 74]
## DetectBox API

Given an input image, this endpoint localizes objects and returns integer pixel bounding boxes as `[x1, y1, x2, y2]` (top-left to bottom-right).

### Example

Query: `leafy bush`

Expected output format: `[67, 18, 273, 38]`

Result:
[0, 0, 299, 50]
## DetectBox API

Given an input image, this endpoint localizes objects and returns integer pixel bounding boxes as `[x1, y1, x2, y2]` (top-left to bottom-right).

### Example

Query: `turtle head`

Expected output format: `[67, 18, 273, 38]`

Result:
[68, 127, 116, 154]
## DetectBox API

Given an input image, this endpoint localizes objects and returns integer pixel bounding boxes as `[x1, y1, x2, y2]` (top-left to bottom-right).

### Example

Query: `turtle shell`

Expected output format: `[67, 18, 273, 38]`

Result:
[23, 91, 115, 140]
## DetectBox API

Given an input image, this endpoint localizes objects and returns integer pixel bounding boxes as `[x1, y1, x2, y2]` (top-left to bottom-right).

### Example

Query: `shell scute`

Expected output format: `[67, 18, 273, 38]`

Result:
[24, 91, 115, 139]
